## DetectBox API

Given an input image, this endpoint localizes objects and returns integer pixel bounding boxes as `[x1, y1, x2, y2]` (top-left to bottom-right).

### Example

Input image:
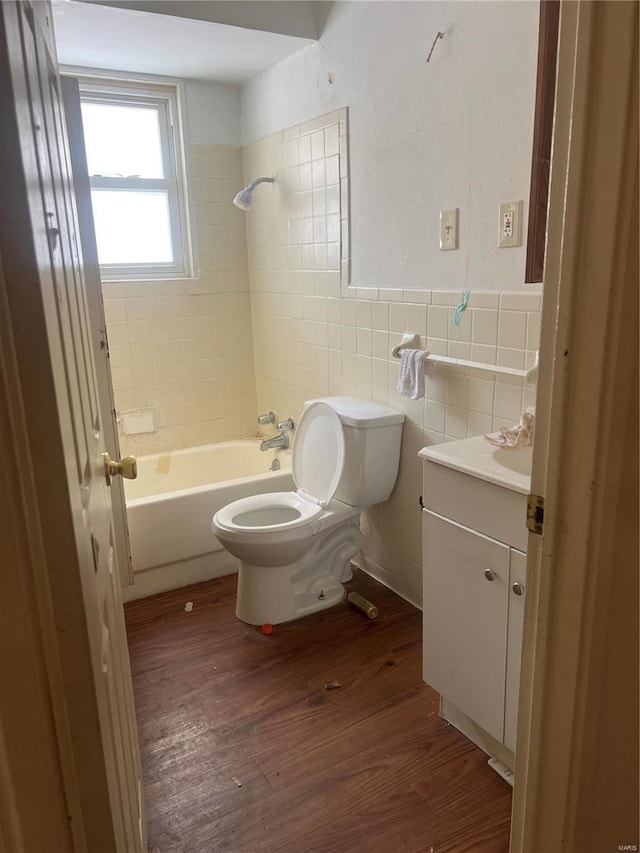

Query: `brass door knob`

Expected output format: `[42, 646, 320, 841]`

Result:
[103, 452, 137, 483]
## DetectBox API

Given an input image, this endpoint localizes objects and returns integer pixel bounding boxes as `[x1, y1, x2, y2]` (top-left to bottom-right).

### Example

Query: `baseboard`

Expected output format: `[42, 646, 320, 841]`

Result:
[122, 549, 422, 608]
[440, 697, 515, 773]
[353, 554, 422, 611]
[122, 551, 238, 602]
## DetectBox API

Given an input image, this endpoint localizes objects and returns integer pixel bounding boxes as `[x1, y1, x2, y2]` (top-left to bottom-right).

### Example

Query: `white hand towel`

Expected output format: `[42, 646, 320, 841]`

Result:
[397, 349, 431, 399]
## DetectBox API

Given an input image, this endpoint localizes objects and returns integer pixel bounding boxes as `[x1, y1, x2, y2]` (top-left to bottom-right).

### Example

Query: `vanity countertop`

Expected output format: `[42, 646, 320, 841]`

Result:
[418, 435, 532, 495]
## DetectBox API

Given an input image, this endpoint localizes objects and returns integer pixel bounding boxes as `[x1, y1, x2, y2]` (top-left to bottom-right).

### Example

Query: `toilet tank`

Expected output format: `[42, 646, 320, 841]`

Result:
[304, 396, 404, 506]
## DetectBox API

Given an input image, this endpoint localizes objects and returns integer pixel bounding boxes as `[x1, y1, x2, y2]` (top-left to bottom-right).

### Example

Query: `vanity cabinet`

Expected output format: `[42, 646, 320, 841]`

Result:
[418, 439, 531, 764]
[504, 548, 526, 752]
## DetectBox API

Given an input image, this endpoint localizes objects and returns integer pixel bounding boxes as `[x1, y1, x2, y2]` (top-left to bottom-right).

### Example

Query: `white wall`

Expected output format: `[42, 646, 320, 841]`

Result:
[61, 67, 243, 145]
[241, 1, 540, 292]
[185, 79, 241, 145]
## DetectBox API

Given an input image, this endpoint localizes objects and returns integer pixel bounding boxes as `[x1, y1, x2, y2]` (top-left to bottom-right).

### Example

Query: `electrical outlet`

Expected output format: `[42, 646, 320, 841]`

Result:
[499, 201, 523, 248]
[440, 208, 459, 251]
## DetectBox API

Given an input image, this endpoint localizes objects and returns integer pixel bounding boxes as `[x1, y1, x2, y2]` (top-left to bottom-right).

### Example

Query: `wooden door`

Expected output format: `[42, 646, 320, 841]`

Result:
[61, 74, 134, 591]
[422, 510, 509, 742]
[0, 2, 144, 850]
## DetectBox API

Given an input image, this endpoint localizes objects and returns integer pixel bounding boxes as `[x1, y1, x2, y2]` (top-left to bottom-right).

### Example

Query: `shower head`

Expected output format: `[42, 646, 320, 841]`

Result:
[233, 176, 275, 211]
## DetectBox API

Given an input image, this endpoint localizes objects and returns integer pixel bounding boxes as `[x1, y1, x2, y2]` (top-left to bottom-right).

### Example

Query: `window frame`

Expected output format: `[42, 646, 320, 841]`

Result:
[78, 78, 192, 281]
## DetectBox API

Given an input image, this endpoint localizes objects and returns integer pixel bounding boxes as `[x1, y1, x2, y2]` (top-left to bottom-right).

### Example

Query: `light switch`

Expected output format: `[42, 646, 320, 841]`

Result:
[498, 201, 523, 248]
[440, 208, 459, 251]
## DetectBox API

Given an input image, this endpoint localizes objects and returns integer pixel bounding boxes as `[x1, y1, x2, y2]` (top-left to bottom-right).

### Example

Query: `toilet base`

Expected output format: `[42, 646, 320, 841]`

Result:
[235, 518, 361, 625]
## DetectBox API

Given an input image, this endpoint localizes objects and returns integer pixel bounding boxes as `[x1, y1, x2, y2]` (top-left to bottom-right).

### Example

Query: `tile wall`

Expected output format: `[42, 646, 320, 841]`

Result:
[102, 113, 542, 605]
[244, 111, 542, 604]
[102, 144, 258, 456]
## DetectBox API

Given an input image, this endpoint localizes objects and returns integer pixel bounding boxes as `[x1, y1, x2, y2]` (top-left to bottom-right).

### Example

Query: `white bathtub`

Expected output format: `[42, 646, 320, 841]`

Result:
[122, 439, 293, 602]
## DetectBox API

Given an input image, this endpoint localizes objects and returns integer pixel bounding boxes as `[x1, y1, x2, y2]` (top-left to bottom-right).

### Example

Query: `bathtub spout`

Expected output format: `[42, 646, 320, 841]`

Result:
[260, 432, 289, 451]
[260, 416, 295, 451]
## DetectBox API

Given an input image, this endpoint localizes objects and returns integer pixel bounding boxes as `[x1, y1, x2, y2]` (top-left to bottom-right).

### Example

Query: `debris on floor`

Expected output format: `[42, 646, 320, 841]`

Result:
[184, 602, 193, 612]
[261, 623, 273, 635]
[323, 681, 342, 690]
[347, 591, 379, 619]
[231, 776, 242, 788]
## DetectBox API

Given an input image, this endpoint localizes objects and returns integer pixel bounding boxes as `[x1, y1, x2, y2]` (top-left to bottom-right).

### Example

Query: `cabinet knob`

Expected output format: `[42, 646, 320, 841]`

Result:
[484, 569, 496, 581]
[512, 583, 525, 596]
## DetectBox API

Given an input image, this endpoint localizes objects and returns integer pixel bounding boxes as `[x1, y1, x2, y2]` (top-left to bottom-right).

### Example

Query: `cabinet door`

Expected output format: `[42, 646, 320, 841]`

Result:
[504, 548, 527, 752]
[423, 511, 509, 742]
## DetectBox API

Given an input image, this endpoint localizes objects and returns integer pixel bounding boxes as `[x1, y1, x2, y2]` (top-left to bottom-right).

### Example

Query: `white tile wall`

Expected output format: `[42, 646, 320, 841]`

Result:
[103, 144, 258, 455]
[244, 111, 541, 604]
[102, 113, 542, 604]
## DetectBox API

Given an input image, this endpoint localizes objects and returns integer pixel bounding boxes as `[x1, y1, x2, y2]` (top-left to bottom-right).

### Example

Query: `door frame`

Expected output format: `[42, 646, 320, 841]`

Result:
[0, 0, 637, 850]
[511, 1, 638, 849]
[0, 257, 87, 853]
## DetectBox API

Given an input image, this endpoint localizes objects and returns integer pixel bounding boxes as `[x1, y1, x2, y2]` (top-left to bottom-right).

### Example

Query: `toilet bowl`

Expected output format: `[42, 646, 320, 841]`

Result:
[212, 397, 404, 625]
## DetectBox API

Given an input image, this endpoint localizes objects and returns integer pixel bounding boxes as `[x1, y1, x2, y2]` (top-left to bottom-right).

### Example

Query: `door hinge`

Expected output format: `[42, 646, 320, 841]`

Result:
[526, 493, 545, 535]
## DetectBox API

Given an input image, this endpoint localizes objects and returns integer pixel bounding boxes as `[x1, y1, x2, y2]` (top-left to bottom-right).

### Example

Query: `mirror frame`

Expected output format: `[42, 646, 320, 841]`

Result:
[525, 0, 560, 284]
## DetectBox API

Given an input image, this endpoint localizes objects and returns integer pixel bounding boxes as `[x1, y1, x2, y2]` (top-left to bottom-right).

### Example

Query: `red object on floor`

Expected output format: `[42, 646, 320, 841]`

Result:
[262, 623, 273, 635]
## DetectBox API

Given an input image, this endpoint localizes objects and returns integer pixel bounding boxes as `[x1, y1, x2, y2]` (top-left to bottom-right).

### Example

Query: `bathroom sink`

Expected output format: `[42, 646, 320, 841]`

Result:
[491, 445, 533, 477]
[418, 435, 533, 494]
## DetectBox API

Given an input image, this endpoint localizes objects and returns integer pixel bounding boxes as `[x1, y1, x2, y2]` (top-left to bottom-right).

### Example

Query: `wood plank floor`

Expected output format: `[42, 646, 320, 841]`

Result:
[124, 571, 512, 853]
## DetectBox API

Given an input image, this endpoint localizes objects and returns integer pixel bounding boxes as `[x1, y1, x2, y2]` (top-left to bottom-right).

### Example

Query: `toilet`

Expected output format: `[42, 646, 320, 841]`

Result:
[212, 396, 404, 625]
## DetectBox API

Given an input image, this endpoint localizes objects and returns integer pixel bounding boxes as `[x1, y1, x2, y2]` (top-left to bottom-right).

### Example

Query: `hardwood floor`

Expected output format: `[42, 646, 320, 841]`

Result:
[124, 571, 512, 853]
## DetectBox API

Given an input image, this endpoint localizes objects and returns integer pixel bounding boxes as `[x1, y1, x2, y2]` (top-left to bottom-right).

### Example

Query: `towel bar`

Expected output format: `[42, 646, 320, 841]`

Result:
[392, 333, 537, 381]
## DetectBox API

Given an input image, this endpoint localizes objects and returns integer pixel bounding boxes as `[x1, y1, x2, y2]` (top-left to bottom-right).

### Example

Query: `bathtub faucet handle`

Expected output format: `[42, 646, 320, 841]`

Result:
[257, 411, 276, 425]
[277, 418, 295, 432]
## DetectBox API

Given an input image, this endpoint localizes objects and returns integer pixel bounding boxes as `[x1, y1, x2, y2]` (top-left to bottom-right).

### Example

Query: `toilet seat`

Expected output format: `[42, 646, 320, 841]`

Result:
[213, 490, 323, 533]
[213, 402, 347, 537]
[291, 401, 345, 508]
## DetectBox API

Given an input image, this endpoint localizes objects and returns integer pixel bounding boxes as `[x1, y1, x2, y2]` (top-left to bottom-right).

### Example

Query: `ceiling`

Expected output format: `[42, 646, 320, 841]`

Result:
[52, 0, 316, 84]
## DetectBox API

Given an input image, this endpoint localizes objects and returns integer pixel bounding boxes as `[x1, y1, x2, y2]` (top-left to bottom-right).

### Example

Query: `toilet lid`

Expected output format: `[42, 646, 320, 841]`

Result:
[292, 401, 345, 507]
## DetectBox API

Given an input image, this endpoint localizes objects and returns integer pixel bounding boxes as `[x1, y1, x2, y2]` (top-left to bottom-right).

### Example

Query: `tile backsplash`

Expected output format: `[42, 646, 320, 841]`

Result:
[250, 286, 540, 606]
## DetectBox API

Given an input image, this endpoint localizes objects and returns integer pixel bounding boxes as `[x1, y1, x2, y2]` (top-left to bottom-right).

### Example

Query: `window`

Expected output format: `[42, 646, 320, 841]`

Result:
[79, 80, 191, 280]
